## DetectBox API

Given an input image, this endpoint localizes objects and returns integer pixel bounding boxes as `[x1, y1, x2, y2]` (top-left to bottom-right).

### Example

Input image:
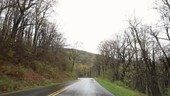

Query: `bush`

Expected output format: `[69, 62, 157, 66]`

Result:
[44, 79, 54, 85]
[34, 61, 51, 73]
[0, 75, 16, 92]
[33, 61, 60, 79]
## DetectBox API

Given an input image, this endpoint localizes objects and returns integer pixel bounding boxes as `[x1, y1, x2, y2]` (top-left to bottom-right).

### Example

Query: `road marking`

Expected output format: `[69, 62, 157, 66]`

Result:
[48, 82, 78, 96]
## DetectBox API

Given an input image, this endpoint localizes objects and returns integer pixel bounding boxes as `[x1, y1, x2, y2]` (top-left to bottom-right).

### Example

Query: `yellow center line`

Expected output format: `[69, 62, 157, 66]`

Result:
[48, 82, 78, 96]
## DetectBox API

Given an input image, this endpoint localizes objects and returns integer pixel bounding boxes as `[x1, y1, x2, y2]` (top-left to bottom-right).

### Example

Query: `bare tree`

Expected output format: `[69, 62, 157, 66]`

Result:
[128, 18, 162, 96]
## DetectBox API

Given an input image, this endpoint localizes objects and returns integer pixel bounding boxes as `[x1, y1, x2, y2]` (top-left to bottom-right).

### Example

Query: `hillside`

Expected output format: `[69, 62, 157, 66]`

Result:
[0, 59, 74, 93]
[65, 48, 97, 77]
[0, 48, 96, 93]
[65, 48, 96, 65]
[0, 48, 75, 93]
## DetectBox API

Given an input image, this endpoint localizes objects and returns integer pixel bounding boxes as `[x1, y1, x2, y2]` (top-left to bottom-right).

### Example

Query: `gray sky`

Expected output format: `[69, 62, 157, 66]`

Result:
[51, 0, 160, 53]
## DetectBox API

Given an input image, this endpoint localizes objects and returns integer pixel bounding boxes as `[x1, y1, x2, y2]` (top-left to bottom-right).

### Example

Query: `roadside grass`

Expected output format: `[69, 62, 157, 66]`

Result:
[96, 78, 146, 96]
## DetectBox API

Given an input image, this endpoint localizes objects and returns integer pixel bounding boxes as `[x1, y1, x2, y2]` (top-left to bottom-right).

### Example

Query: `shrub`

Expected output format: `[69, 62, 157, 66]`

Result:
[0, 75, 16, 92]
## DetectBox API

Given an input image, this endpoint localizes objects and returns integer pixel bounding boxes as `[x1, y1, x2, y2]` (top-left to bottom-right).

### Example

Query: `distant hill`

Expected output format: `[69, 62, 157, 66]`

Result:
[65, 48, 98, 77]
[65, 48, 97, 66]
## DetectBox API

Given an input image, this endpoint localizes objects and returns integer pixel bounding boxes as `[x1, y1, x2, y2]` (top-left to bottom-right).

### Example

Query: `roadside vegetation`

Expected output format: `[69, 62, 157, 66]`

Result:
[0, 0, 75, 93]
[0, 60, 74, 93]
[66, 48, 96, 77]
[91, 0, 170, 96]
[96, 78, 146, 96]
[0, 0, 170, 96]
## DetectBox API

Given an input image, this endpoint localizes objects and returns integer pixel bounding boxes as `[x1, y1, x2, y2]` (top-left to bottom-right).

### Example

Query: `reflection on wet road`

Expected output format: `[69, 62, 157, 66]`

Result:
[57, 78, 114, 96]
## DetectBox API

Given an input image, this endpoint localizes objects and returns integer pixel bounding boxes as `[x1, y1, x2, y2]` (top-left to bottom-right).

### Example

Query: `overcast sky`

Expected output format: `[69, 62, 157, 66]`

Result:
[51, 0, 160, 54]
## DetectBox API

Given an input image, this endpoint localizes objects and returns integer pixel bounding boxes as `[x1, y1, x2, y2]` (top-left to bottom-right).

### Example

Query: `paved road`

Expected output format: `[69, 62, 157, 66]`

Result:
[0, 81, 75, 96]
[0, 78, 113, 96]
[56, 78, 114, 96]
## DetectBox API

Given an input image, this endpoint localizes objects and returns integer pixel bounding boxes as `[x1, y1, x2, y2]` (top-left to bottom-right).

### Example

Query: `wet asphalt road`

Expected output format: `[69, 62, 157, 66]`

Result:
[0, 78, 114, 96]
[0, 81, 74, 96]
[57, 78, 114, 96]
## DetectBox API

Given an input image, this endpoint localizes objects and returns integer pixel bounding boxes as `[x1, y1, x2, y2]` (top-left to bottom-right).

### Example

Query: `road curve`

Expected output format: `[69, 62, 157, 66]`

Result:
[54, 78, 114, 96]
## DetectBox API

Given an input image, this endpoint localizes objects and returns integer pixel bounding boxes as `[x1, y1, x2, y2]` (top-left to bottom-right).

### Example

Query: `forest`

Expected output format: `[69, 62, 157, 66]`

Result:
[0, 0, 170, 96]
[0, 0, 74, 93]
[92, 0, 170, 96]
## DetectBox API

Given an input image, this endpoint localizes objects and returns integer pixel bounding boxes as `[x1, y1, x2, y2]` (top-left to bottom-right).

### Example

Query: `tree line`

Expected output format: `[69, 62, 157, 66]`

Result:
[0, 0, 67, 70]
[92, 0, 170, 96]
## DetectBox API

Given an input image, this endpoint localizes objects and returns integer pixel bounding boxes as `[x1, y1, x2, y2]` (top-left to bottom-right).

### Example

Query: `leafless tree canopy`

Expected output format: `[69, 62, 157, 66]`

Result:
[92, 0, 170, 96]
[0, 0, 66, 68]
